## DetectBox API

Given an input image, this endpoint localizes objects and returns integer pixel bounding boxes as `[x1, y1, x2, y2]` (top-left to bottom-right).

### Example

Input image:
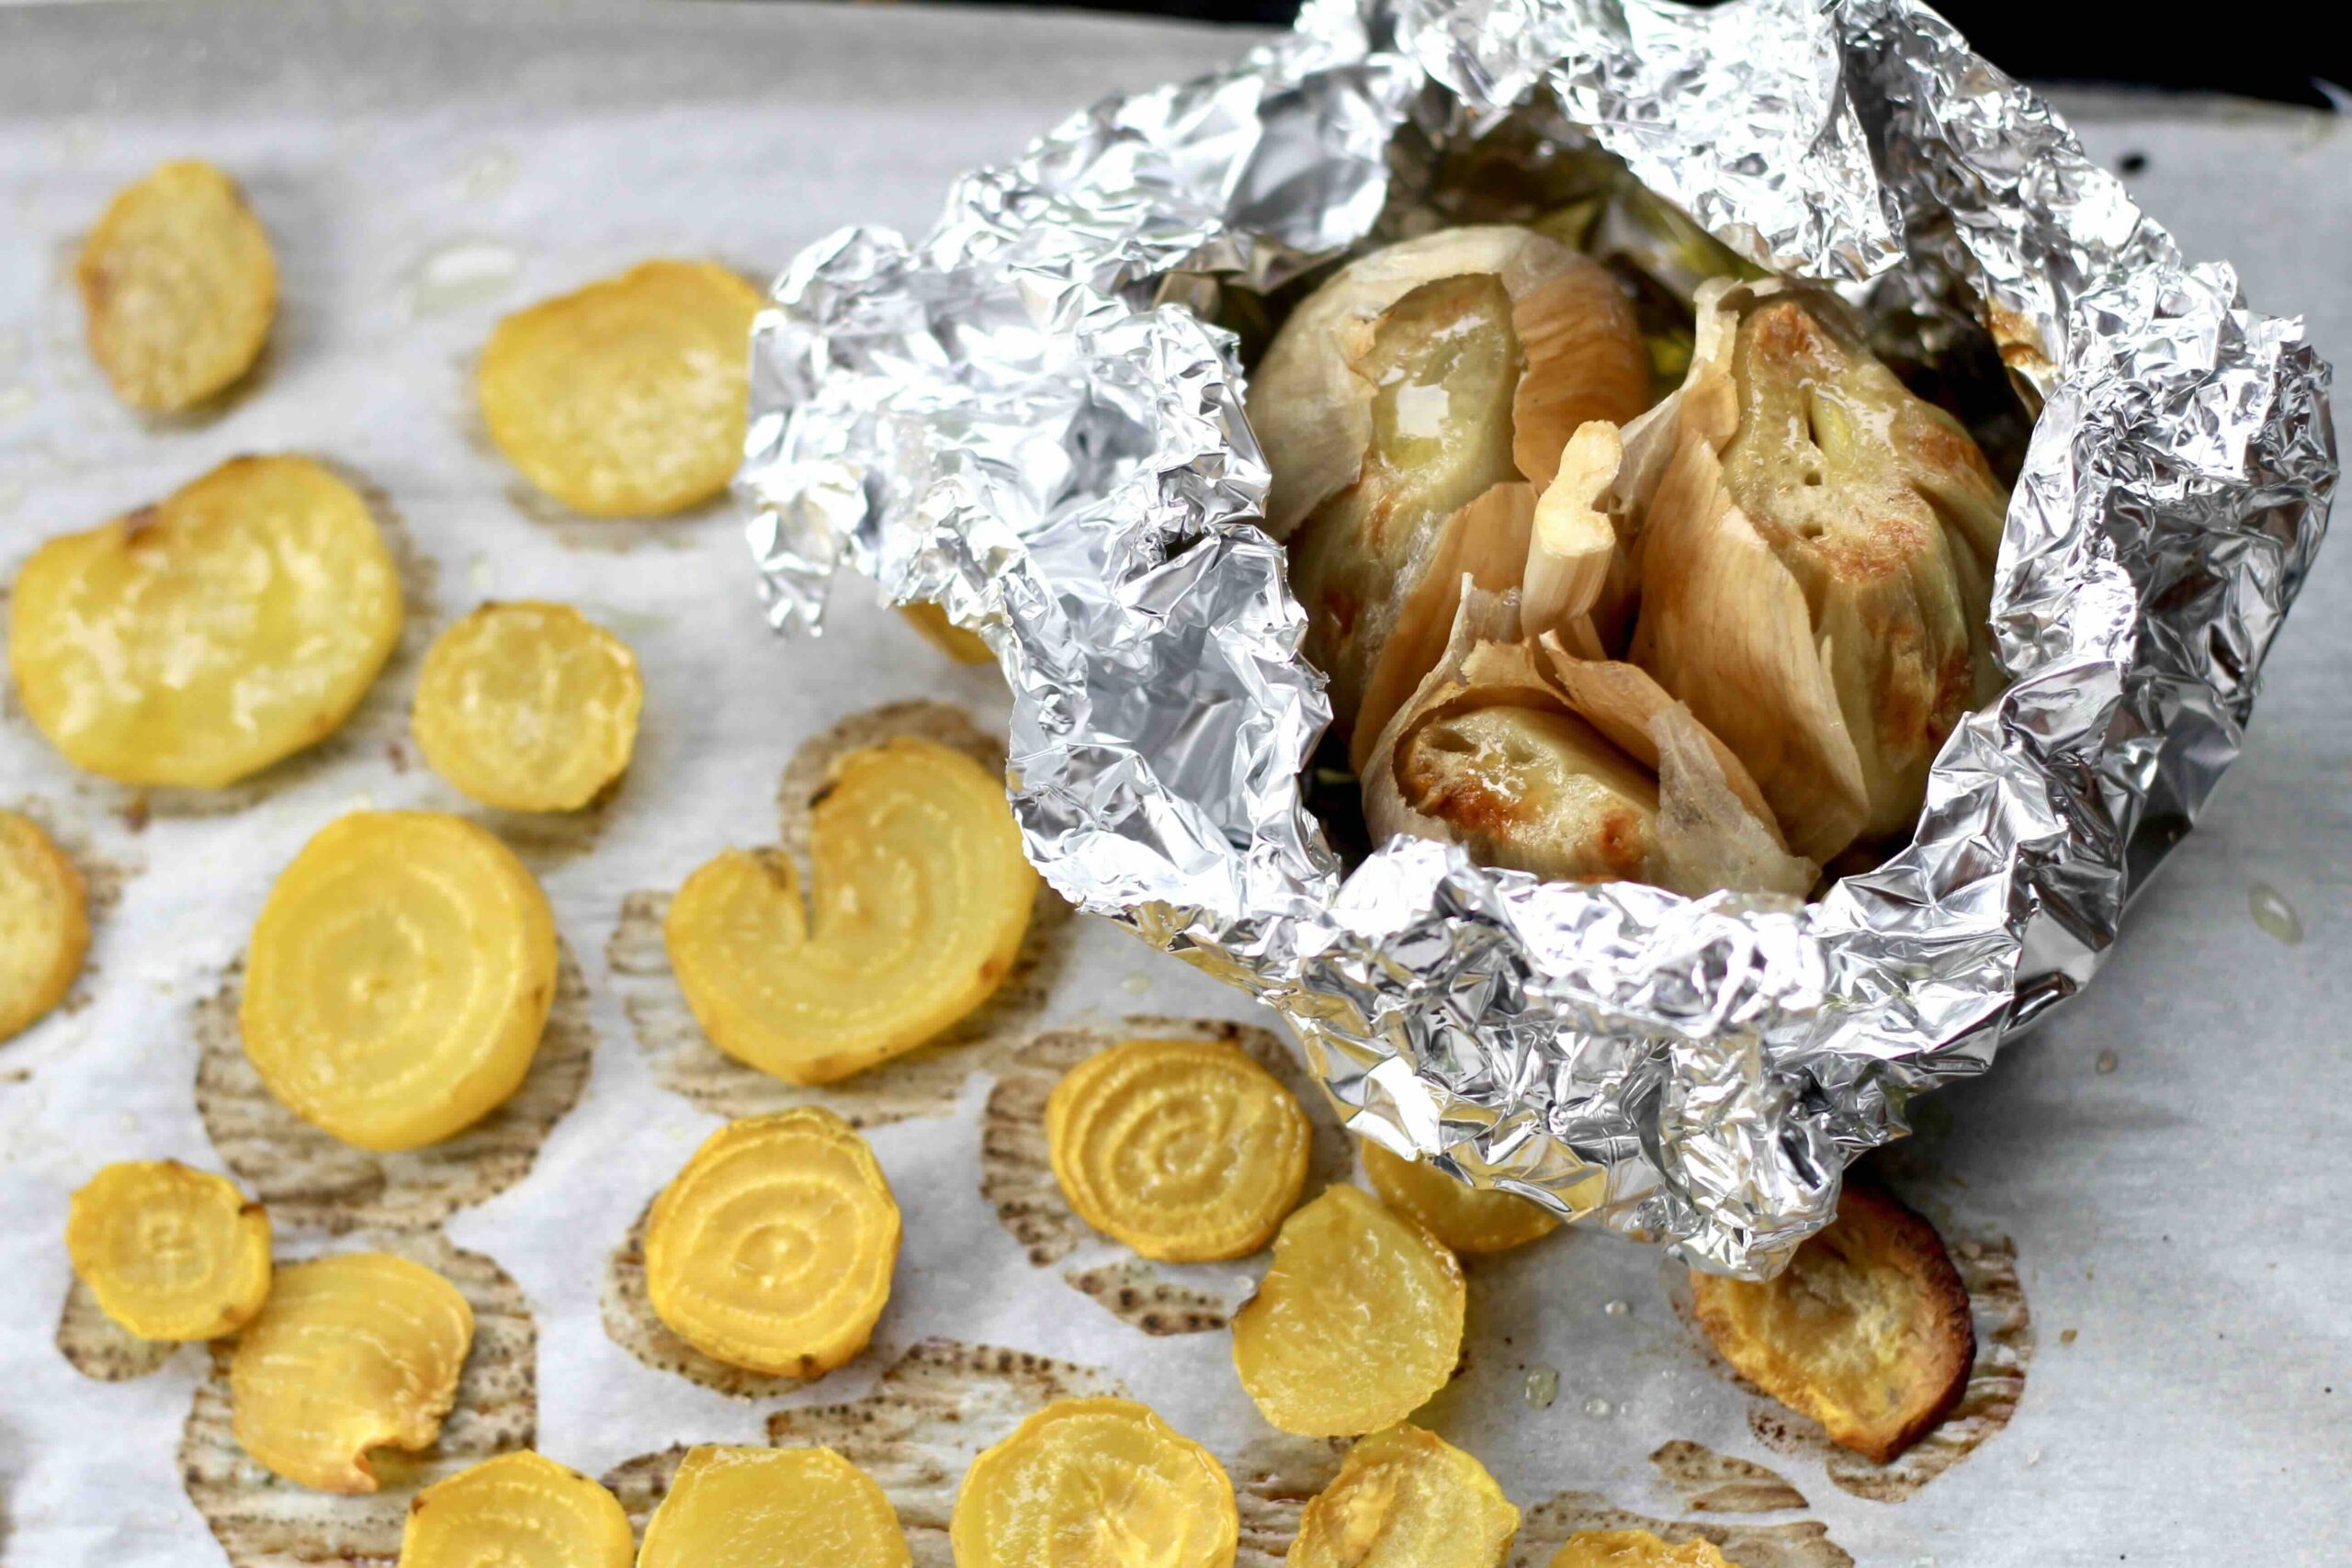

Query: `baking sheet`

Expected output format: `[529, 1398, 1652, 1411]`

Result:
[0, 4, 2346, 1564]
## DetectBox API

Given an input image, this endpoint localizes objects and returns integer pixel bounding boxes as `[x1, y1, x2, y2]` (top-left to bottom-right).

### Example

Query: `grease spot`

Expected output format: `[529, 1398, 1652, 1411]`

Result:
[609, 702, 1072, 1128]
[1648, 1440, 1807, 1514]
[55, 1276, 182, 1382]
[180, 1232, 536, 1567]
[193, 942, 595, 1233]
[404, 240, 520, 319]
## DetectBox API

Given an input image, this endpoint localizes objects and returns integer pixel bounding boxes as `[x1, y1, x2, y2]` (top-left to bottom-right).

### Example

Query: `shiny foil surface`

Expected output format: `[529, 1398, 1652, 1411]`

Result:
[738, 0, 2336, 1274]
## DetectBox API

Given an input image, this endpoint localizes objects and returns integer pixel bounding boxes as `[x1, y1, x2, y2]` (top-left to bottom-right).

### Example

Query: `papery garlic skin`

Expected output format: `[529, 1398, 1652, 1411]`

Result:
[1252, 228, 1649, 748]
[1625, 281, 2008, 860]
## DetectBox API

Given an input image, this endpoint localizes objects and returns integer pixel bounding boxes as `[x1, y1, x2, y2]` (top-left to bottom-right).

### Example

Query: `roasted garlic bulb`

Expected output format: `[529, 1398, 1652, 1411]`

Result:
[1286, 1424, 1520, 1568]
[1689, 1186, 1973, 1463]
[951, 1398, 1237, 1568]
[1252, 227, 1649, 748]
[1622, 279, 2009, 861]
[1230, 1186, 1464, 1437]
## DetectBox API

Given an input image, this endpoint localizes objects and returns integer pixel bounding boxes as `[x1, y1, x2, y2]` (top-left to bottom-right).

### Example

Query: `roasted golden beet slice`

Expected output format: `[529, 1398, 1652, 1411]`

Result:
[1047, 1038, 1311, 1263]
[479, 259, 763, 516]
[412, 601, 645, 811]
[664, 736, 1035, 1085]
[1231, 1185, 1465, 1437]
[1358, 1140, 1562, 1255]
[7, 456, 401, 789]
[643, 1108, 900, 1379]
[64, 1160, 270, 1341]
[241, 811, 559, 1152]
[76, 159, 276, 410]
[1547, 1529, 1736, 1567]
[638, 1446, 910, 1568]
[951, 1397, 1237, 1568]
[1285, 1423, 1519, 1567]
[229, 1251, 473, 1493]
[0, 810, 89, 1044]
[1690, 1185, 1973, 1463]
[399, 1450, 633, 1568]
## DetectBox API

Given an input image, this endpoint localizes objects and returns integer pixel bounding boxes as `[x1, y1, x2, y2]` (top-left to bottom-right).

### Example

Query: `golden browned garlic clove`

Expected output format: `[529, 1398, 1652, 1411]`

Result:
[1251, 228, 1650, 747]
[1623, 280, 2008, 861]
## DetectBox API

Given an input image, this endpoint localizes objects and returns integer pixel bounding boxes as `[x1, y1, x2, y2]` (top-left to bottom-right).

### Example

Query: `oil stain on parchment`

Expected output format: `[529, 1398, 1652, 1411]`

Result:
[599, 1195, 816, 1400]
[1648, 1440, 1808, 1514]
[1743, 1231, 2032, 1503]
[607, 701, 1071, 1130]
[978, 1017, 1350, 1336]
[1510, 1493, 1852, 1568]
[55, 1277, 181, 1382]
[193, 941, 595, 1233]
[180, 1231, 536, 1568]
[61, 478, 442, 825]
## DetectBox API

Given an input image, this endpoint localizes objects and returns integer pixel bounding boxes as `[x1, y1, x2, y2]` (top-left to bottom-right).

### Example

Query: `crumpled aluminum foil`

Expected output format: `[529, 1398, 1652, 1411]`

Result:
[739, 0, 2337, 1275]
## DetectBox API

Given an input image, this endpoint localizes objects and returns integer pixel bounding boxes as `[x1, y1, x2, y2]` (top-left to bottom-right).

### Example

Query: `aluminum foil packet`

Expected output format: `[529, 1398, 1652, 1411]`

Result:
[738, 0, 2337, 1275]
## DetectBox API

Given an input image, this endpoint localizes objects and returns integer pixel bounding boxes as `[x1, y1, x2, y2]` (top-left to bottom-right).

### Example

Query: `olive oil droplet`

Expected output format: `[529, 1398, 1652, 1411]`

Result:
[2248, 881, 2303, 945]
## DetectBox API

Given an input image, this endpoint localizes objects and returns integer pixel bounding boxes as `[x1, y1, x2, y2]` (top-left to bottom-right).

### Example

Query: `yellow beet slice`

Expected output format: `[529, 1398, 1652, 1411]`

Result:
[1046, 1038, 1310, 1262]
[638, 1445, 910, 1568]
[76, 159, 276, 411]
[1546, 1530, 1736, 1567]
[1231, 1185, 1464, 1437]
[0, 810, 89, 1044]
[1286, 1424, 1519, 1568]
[412, 601, 645, 811]
[644, 1108, 900, 1378]
[399, 1450, 633, 1568]
[951, 1397, 1238, 1568]
[899, 601, 995, 664]
[230, 1251, 473, 1493]
[1359, 1140, 1562, 1255]
[1689, 1186, 1973, 1463]
[7, 456, 402, 789]
[663, 736, 1035, 1085]
[479, 259, 763, 517]
[63, 1160, 270, 1341]
[242, 811, 559, 1152]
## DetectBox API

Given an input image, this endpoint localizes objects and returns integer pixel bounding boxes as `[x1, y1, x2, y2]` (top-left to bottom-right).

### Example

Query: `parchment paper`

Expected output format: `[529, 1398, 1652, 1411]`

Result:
[0, 5, 2344, 1565]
